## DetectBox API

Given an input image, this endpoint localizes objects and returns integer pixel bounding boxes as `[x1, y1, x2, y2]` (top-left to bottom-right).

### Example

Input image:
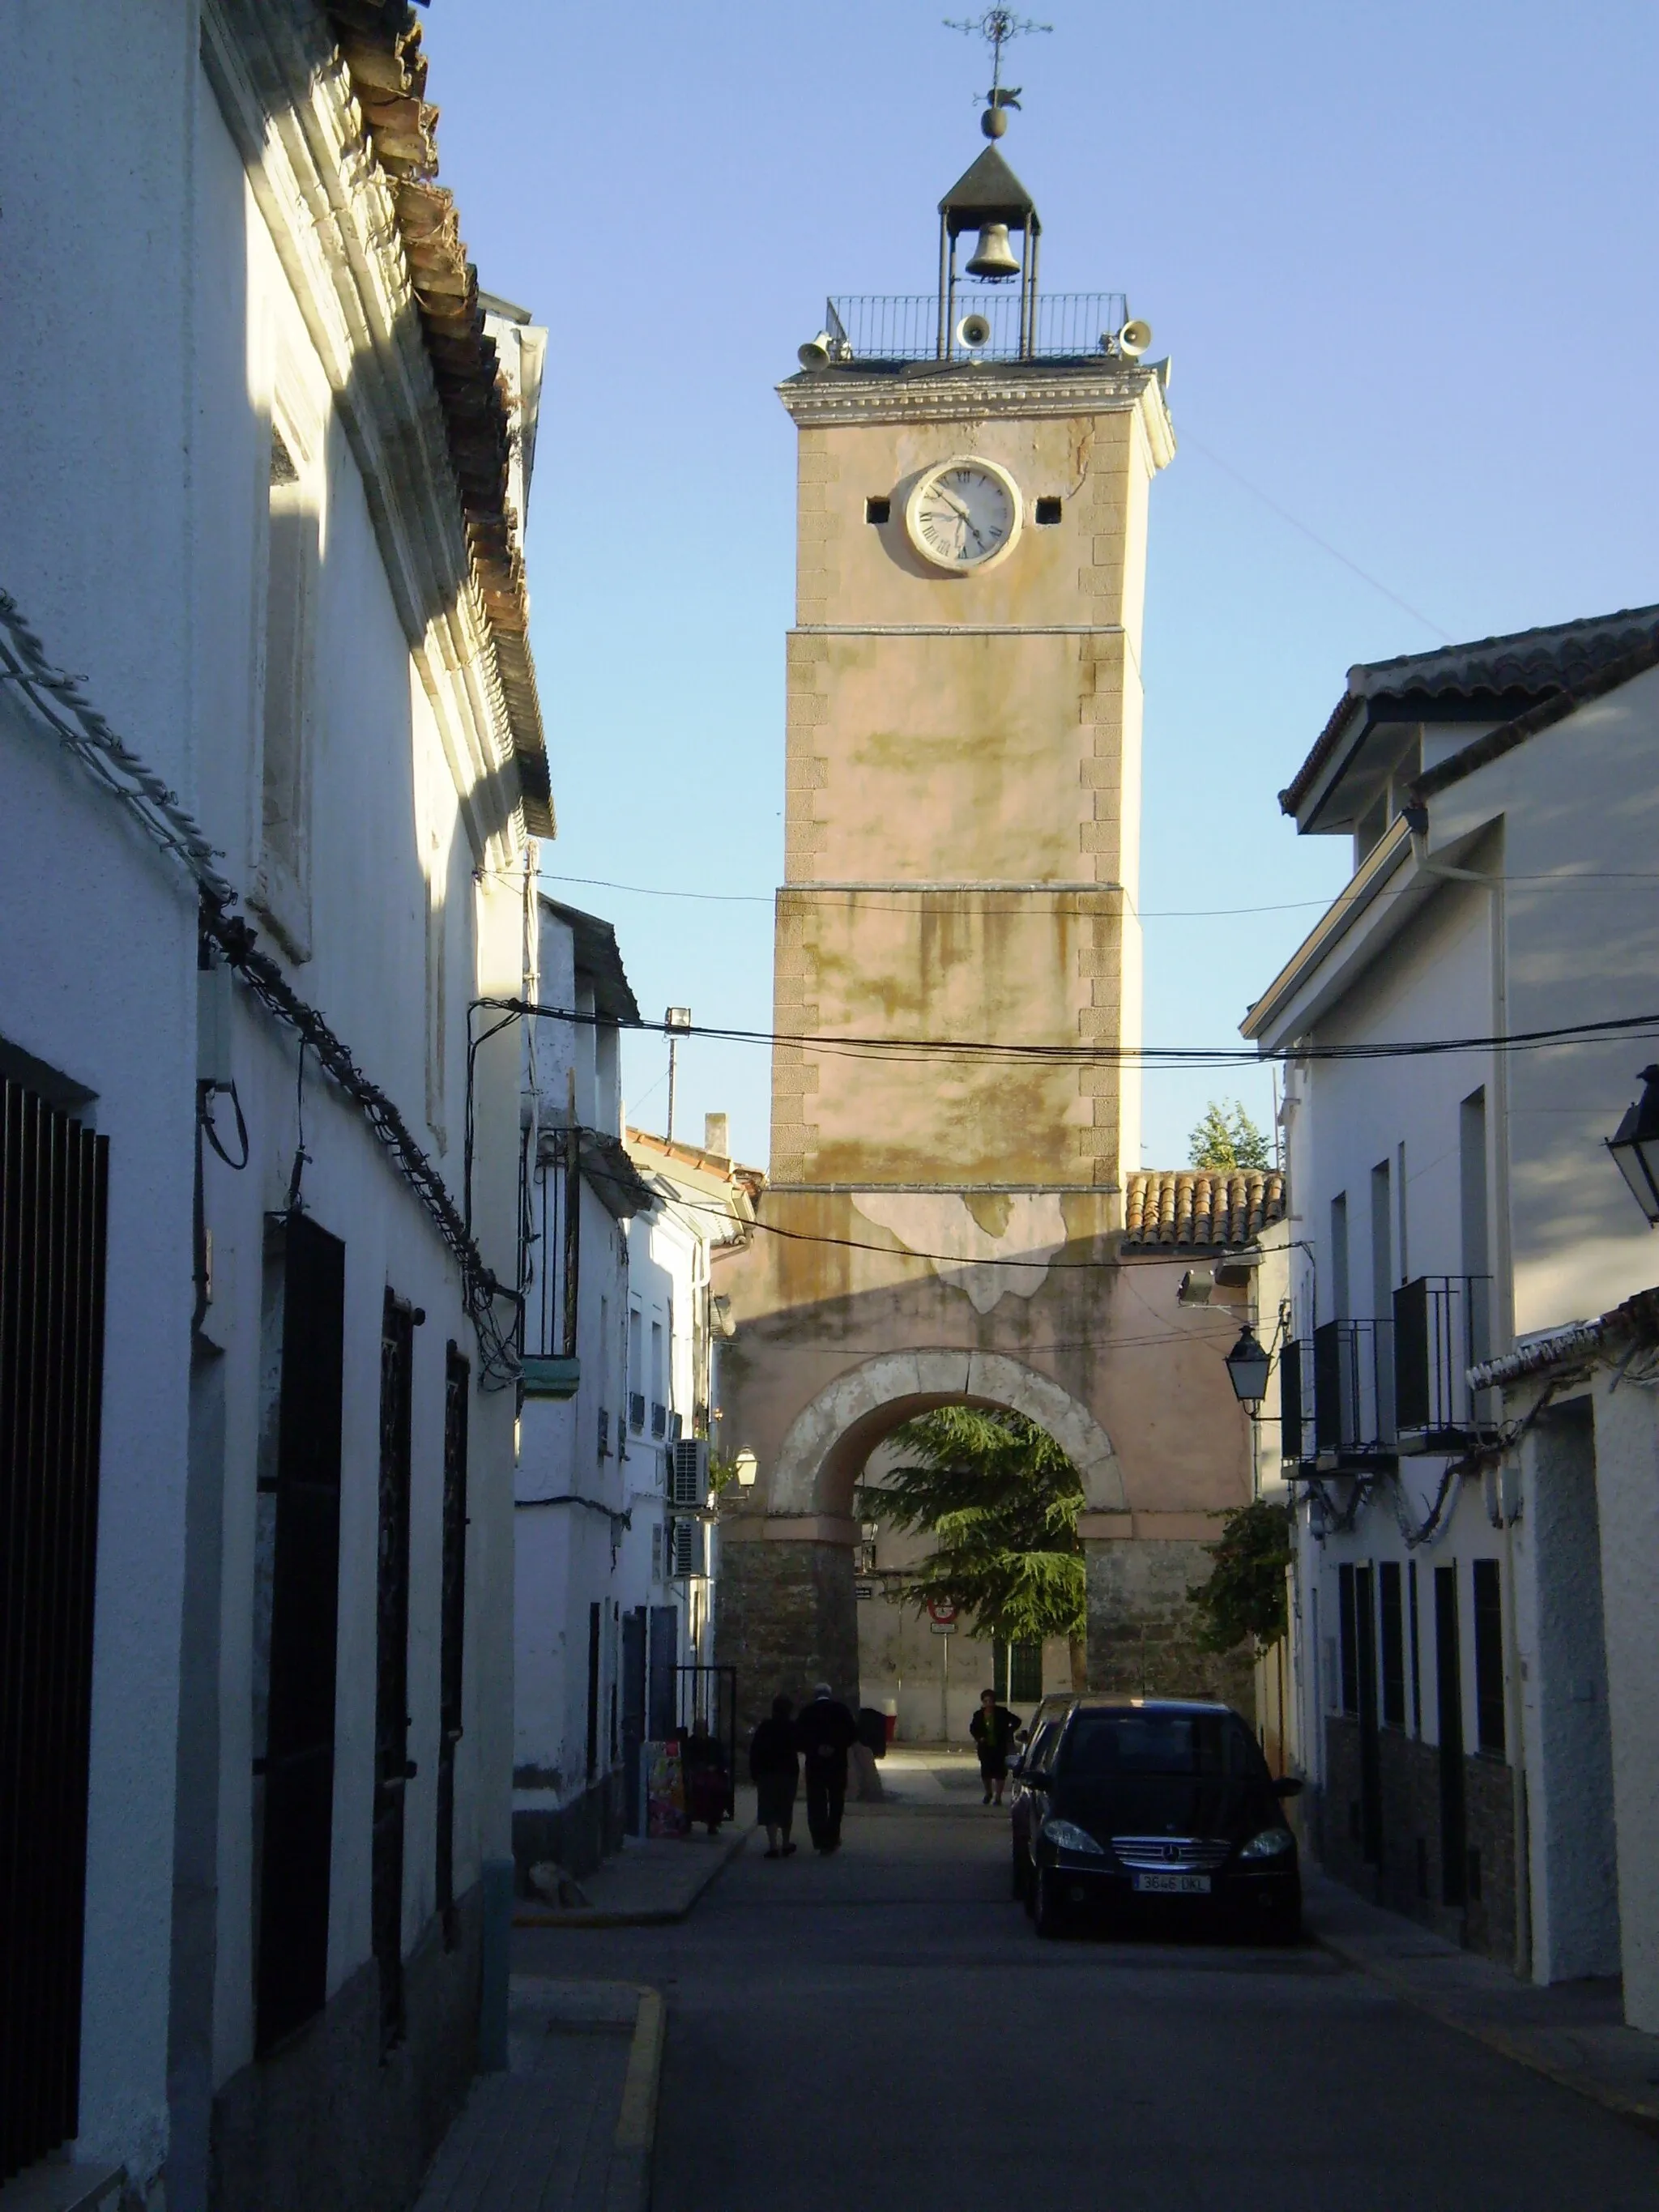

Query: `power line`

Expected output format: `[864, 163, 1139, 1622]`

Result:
[488, 993, 1659, 1070]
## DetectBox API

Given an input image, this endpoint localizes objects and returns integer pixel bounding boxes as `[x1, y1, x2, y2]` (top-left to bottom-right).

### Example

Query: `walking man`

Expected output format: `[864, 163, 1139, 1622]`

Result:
[795, 1682, 858, 1853]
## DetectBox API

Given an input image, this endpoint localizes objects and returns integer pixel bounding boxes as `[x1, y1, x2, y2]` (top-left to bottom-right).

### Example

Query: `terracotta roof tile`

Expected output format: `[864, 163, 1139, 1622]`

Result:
[1122, 1169, 1286, 1250]
[326, 2, 551, 836]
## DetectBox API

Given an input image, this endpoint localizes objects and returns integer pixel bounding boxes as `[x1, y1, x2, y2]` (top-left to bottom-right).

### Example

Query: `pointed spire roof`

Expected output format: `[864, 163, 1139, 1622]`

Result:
[939, 143, 1039, 236]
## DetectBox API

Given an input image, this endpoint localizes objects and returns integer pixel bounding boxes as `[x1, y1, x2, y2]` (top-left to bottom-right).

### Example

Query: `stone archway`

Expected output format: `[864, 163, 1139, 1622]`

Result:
[719, 1351, 1124, 1727]
[769, 1348, 1126, 1517]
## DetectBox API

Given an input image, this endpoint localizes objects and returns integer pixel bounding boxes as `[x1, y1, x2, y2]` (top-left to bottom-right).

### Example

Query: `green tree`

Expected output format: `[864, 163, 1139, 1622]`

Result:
[1188, 1098, 1273, 1172]
[1186, 1498, 1292, 1656]
[858, 1407, 1085, 1676]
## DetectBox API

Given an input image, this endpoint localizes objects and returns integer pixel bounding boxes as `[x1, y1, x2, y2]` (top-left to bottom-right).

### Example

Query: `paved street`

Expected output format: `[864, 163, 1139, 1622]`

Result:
[515, 1758, 1659, 2211]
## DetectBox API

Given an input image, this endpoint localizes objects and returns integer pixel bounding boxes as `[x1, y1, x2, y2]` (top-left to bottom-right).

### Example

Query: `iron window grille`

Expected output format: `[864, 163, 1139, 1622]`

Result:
[650, 1400, 667, 1439]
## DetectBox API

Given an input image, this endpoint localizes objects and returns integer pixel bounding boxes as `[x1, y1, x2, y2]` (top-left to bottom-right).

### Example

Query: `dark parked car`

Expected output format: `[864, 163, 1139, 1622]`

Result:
[1009, 1697, 1302, 1942]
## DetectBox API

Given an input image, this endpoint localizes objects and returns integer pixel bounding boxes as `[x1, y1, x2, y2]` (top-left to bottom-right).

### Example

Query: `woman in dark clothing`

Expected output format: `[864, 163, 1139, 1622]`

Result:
[748, 1694, 800, 1858]
[970, 1689, 1022, 1806]
[680, 1715, 729, 1835]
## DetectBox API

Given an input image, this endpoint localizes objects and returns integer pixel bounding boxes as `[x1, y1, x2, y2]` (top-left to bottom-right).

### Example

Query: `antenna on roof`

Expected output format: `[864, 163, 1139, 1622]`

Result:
[944, 7, 1051, 137]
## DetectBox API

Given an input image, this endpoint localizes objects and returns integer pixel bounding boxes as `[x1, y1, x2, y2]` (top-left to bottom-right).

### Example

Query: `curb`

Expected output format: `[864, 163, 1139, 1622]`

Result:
[514, 1828, 747, 1930]
[603, 1987, 665, 2212]
[1311, 1925, 1659, 2140]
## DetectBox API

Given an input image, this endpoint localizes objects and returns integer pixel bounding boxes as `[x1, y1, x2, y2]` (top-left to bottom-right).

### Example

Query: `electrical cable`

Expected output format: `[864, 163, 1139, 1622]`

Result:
[490, 992, 1659, 1070]
[200, 1079, 250, 1171]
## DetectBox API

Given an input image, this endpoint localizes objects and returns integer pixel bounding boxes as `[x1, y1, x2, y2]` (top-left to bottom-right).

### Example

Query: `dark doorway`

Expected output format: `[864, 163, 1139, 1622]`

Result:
[436, 1345, 469, 1947]
[621, 1607, 647, 1831]
[254, 1213, 345, 2056]
[1435, 1566, 1467, 1907]
[0, 1076, 109, 2181]
[1354, 1565, 1383, 1869]
[373, 1290, 416, 2052]
[648, 1605, 679, 1740]
[585, 1600, 603, 1784]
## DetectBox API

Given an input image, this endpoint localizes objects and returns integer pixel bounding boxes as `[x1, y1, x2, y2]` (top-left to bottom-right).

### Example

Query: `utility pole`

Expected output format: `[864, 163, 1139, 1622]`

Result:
[664, 1005, 691, 1142]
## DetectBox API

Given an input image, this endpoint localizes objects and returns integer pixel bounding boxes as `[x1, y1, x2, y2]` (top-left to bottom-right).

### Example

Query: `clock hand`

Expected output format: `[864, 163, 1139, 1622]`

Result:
[931, 488, 987, 550]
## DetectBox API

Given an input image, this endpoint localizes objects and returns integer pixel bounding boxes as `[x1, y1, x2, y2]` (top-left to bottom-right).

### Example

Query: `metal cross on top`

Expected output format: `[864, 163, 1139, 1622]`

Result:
[945, 6, 1051, 131]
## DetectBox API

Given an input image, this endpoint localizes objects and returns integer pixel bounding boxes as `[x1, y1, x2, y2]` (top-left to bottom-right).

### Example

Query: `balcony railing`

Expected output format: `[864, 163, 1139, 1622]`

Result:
[824, 292, 1131, 364]
[1312, 1318, 1397, 1466]
[1393, 1275, 1495, 1453]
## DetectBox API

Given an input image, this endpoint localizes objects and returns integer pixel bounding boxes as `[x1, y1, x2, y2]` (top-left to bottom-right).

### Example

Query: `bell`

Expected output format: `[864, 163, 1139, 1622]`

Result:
[965, 222, 1020, 280]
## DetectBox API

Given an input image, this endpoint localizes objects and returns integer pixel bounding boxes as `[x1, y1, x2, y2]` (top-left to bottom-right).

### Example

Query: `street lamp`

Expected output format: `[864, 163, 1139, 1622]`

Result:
[1608, 1065, 1659, 1225]
[1223, 1323, 1271, 1407]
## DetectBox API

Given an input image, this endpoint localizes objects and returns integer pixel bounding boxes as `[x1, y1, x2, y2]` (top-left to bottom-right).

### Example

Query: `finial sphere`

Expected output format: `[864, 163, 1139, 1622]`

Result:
[981, 104, 1009, 138]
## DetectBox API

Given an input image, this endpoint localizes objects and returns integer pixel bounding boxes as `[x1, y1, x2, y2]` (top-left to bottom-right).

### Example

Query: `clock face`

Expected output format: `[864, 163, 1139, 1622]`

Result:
[905, 456, 1023, 573]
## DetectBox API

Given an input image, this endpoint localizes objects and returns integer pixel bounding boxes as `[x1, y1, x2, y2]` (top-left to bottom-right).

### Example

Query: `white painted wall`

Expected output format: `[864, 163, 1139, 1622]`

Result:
[0, 10, 537, 2189]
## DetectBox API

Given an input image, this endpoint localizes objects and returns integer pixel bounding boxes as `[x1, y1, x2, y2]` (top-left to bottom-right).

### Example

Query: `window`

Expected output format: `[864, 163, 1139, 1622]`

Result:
[372, 1291, 416, 2054]
[258, 418, 318, 951]
[1337, 1562, 1359, 1714]
[254, 1214, 345, 2058]
[1379, 1562, 1405, 1727]
[1371, 1160, 1395, 1439]
[1472, 1559, 1505, 1756]
[1461, 1090, 1491, 1362]
[1, 1072, 109, 2175]
[1061, 1710, 1259, 1779]
[436, 1346, 468, 1947]
[1330, 1192, 1350, 1321]
[996, 1639, 1043, 1702]
[627, 1305, 643, 1429]
[1034, 496, 1062, 524]
[1408, 1558, 1422, 1735]
[865, 495, 891, 524]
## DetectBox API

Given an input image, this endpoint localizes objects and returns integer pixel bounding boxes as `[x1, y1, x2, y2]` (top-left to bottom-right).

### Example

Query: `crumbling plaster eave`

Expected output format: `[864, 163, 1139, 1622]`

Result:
[200, 0, 526, 871]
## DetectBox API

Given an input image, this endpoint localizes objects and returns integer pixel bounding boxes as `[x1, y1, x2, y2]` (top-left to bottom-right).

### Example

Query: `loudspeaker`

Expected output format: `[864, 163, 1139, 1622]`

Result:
[1117, 318, 1153, 358]
[956, 311, 993, 351]
[797, 331, 834, 369]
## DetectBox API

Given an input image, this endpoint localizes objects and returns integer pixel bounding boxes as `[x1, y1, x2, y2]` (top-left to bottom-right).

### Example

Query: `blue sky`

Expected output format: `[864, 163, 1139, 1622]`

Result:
[431, 0, 1659, 1171]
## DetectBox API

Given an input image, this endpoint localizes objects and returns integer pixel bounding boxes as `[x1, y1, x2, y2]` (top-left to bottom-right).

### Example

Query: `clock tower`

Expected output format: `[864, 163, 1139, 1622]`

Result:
[715, 129, 1265, 1727]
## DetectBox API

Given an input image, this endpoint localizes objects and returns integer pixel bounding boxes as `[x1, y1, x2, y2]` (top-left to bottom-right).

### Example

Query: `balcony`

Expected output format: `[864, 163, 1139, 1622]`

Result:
[1281, 1321, 1396, 1473]
[1393, 1276, 1495, 1454]
[823, 291, 1130, 364]
[1281, 1276, 1496, 1472]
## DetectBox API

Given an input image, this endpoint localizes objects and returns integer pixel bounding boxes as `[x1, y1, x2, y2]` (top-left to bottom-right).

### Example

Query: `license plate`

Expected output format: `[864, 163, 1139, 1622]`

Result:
[1132, 1871, 1211, 1895]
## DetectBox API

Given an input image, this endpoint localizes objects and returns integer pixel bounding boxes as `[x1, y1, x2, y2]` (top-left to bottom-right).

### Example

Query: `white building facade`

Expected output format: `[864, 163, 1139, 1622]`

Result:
[512, 923, 761, 1881]
[0, 6, 548, 2205]
[1244, 607, 1659, 2000]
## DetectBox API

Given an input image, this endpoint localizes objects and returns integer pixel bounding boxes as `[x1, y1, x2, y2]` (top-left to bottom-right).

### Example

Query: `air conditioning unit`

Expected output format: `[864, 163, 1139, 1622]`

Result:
[671, 1515, 706, 1579]
[669, 1436, 708, 1508]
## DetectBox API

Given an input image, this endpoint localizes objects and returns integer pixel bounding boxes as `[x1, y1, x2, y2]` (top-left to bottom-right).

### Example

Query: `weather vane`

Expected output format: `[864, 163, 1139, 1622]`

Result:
[944, 8, 1051, 136]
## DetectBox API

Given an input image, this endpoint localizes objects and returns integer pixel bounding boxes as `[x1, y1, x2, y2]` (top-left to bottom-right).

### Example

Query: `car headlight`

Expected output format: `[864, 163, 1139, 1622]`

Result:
[1239, 1827, 1295, 1860]
[1041, 1817, 1106, 1856]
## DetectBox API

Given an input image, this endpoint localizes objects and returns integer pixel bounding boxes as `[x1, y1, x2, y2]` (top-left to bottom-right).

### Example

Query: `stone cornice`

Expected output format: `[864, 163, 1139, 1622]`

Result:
[200, 1, 535, 862]
[778, 360, 1176, 467]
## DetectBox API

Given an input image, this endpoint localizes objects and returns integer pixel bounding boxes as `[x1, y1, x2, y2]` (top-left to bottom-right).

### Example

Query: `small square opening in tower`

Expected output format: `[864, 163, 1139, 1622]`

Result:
[865, 496, 891, 525]
[1034, 497, 1063, 525]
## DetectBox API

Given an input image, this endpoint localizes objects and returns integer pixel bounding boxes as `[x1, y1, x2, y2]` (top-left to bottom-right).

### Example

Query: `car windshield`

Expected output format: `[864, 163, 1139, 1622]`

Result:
[1061, 1711, 1256, 1780]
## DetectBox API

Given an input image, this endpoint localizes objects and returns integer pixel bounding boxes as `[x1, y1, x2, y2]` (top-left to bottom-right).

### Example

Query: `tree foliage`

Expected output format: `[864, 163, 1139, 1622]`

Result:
[1186, 1498, 1292, 1656]
[1188, 1098, 1273, 1172]
[859, 1405, 1085, 1647]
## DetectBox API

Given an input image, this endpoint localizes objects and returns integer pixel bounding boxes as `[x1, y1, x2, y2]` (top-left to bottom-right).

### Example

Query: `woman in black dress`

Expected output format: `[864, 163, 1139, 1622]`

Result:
[748, 1694, 800, 1858]
[970, 1688, 1022, 1806]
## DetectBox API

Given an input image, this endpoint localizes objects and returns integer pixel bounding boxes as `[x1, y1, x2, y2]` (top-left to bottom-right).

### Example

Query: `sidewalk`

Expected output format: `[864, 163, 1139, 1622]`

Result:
[1304, 1869, 1659, 2136]
[412, 1980, 662, 2212]
[514, 1821, 748, 1929]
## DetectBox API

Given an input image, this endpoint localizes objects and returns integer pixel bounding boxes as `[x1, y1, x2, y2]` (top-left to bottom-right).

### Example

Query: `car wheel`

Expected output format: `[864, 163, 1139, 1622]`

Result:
[1034, 1863, 1069, 1940]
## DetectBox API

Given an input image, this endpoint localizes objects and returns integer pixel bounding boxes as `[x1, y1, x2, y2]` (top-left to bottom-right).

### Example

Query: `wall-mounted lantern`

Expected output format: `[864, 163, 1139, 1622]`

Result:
[1608, 1065, 1659, 1225]
[733, 1448, 758, 1488]
[1223, 1323, 1271, 1408]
